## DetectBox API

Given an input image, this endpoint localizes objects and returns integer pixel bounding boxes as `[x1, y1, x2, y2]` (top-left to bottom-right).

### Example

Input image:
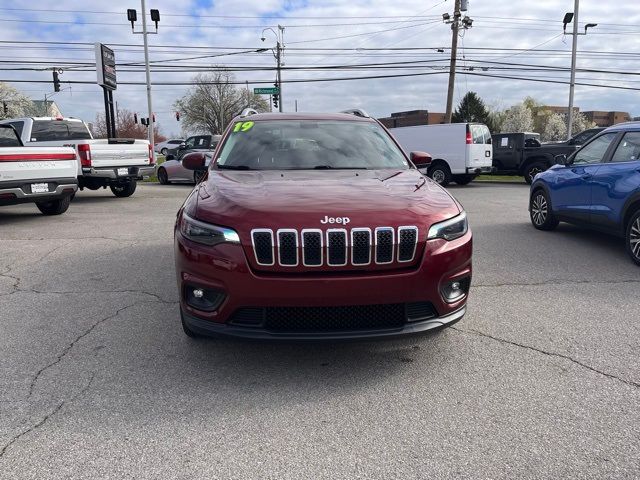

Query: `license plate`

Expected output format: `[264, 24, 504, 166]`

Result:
[117, 168, 129, 176]
[31, 183, 49, 193]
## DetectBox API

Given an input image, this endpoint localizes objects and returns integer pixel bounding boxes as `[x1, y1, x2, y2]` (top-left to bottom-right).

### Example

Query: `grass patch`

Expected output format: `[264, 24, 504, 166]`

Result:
[476, 174, 525, 183]
[144, 155, 165, 183]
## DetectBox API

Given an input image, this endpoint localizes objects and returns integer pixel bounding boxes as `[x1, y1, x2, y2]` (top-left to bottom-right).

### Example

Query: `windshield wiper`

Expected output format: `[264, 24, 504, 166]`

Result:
[217, 164, 253, 170]
[312, 165, 367, 170]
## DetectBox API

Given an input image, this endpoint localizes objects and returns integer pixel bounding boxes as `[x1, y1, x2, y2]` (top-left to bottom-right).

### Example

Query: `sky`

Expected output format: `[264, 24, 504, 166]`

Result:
[2, 0, 640, 138]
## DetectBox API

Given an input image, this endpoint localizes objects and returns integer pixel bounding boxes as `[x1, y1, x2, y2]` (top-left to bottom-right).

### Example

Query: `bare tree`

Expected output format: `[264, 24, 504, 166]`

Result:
[92, 108, 165, 141]
[174, 70, 269, 135]
[0, 82, 36, 119]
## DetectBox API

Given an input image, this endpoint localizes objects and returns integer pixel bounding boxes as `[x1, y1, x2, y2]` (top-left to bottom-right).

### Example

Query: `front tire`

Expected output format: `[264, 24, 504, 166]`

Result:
[161, 148, 168, 156]
[110, 179, 137, 198]
[626, 209, 640, 266]
[524, 162, 547, 185]
[36, 196, 71, 215]
[530, 189, 559, 230]
[157, 167, 170, 185]
[428, 163, 452, 187]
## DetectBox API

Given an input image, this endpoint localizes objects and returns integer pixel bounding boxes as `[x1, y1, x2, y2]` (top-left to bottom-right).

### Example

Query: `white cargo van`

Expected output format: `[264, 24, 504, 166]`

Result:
[390, 123, 493, 186]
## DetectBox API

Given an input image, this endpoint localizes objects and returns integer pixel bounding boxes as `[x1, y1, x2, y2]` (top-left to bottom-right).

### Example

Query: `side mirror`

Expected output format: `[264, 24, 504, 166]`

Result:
[554, 154, 567, 165]
[178, 142, 186, 150]
[182, 152, 207, 171]
[410, 151, 432, 168]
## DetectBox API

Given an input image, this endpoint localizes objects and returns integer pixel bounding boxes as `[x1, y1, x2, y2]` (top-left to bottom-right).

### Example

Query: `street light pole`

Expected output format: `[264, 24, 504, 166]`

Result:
[567, 0, 579, 140]
[140, 0, 154, 148]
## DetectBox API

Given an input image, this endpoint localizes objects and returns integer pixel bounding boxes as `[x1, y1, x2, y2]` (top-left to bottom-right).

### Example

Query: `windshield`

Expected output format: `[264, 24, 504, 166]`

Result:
[216, 120, 409, 170]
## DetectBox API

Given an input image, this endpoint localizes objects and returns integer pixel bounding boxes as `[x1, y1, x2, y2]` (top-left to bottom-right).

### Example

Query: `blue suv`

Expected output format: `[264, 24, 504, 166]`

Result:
[529, 122, 640, 265]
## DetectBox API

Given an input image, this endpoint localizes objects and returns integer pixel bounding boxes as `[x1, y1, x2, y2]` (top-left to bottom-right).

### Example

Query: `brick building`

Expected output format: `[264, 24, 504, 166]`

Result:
[378, 110, 446, 129]
[582, 111, 631, 127]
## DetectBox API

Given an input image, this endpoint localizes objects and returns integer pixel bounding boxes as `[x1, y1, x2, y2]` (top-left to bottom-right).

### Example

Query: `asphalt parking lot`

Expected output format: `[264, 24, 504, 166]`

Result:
[0, 182, 639, 479]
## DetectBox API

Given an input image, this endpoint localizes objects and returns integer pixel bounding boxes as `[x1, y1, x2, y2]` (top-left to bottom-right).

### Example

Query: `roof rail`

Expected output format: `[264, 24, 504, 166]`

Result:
[240, 108, 259, 117]
[340, 108, 370, 118]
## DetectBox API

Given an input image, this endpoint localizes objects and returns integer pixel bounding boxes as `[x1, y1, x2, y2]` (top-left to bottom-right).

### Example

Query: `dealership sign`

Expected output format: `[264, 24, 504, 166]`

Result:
[95, 43, 117, 90]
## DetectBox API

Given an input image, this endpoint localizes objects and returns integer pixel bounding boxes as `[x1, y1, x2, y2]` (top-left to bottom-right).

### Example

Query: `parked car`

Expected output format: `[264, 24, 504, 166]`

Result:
[157, 152, 213, 184]
[174, 109, 472, 340]
[543, 127, 606, 148]
[165, 134, 221, 161]
[0, 116, 154, 198]
[492, 132, 579, 184]
[0, 124, 77, 215]
[529, 122, 640, 265]
[155, 138, 184, 156]
[389, 122, 493, 186]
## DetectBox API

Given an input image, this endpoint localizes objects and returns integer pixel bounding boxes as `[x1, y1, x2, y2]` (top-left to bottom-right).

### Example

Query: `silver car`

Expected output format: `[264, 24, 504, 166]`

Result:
[156, 152, 213, 184]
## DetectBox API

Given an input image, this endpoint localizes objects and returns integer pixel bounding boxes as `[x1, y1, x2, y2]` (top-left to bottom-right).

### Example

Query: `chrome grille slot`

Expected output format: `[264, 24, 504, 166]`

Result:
[302, 229, 323, 267]
[277, 229, 298, 266]
[375, 227, 394, 264]
[398, 226, 418, 262]
[351, 228, 372, 266]
[327, 229, 348, 266]
[251, 229, 274, 266]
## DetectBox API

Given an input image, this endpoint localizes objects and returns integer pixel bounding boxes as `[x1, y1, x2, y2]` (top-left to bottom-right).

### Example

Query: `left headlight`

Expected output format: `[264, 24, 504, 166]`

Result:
[427, 211, 468, 241]
[179, 212, 240, 246]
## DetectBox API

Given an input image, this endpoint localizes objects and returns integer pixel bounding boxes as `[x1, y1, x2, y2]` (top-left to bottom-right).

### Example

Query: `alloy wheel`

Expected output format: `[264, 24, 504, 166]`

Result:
[531, 194, 547, 226]
[432, 169, 445, 184]
[630, 217, 640, 260]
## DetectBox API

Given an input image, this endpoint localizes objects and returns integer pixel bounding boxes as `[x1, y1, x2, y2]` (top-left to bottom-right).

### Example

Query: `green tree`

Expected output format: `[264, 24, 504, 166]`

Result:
[174, 69, 269, 135]
[452, 91, 500, 132]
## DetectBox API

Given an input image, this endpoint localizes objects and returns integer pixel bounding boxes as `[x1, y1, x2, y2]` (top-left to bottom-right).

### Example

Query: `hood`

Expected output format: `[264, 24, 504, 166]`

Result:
[194, 169, 459, 228]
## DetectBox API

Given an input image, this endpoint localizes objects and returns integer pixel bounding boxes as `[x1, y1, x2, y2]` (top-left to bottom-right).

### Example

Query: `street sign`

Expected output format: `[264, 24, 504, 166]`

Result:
[254, 87, 279, 95]
[95, 43, 117, 91]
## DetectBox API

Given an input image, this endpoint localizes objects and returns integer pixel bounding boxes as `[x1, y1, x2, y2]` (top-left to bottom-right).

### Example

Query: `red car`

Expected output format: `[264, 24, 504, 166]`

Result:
[174, 110, 472, 340]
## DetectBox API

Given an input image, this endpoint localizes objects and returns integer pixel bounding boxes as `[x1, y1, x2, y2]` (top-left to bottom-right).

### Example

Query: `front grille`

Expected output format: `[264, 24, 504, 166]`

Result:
[250, 226, 419, 268]
[228, 302, 437, 332]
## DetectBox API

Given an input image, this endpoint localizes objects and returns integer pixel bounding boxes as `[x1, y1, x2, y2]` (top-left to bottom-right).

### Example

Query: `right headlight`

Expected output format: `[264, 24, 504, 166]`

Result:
[179, 212, 240, 246]
[427, 211, 468, 241]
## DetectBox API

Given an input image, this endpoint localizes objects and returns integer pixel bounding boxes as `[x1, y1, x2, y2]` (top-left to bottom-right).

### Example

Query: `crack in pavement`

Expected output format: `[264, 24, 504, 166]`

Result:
[0, 372, 96, 460]
[473, 279, 640, 288]
[451, 326, 640, 390]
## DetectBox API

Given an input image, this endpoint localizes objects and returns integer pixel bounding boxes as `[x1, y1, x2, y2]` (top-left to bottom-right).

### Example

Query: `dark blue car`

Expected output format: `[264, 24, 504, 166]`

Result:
[529, 122, 640, 265]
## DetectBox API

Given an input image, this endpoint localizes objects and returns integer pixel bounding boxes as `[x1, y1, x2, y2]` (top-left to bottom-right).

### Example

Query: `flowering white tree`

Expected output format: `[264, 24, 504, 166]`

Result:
[0, 82, 35, 119]
[571, 112, 596, 136]
[542, 113, 567, 141]
[500, 103, 534, 133]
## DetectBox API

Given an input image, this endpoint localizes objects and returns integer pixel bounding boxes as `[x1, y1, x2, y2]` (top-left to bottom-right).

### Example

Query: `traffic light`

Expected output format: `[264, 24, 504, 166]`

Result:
[152, 113, 156, 123]
[175, 111, 180, 121]
[53, 71, 60, 92]
[133, 113, 138, 123]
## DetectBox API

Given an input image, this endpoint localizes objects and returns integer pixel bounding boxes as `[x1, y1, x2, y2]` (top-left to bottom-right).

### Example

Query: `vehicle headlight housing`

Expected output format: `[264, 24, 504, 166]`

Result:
[179, 212, 240, 246]
[427, 211, 468, 241]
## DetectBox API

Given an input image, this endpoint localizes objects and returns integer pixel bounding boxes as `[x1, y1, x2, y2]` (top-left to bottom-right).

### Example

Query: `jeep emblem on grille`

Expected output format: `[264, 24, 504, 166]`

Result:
[320, 215, 350, 225]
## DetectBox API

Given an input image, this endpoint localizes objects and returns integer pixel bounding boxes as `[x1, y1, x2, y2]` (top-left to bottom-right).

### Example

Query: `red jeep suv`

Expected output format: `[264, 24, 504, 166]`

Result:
[174, 110, 472, 340]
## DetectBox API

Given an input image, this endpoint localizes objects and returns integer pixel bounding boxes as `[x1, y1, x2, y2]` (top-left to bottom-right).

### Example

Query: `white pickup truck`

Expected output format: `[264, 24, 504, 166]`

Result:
[0, 124, 78, 215]
[0, 117, 154, 197]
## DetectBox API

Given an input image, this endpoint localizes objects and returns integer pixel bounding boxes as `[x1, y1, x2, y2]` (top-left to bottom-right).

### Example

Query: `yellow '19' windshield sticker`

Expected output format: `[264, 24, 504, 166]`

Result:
[232, 121, 254, 133]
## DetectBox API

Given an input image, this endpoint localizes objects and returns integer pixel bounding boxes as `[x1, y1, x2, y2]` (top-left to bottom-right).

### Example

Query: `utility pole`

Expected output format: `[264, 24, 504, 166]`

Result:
[141, 0, 154, 148]
[563, 2, 597, 139]
[262, 25, 285, 113]
[443, 0, 472, 123]
[444, 0, 460, 124]
[276, 34, 283, 113]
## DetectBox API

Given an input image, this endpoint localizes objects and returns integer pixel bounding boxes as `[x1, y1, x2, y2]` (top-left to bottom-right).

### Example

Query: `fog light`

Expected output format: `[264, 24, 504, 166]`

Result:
[441, 277, 470, 303]
[184, 285, 225, 312]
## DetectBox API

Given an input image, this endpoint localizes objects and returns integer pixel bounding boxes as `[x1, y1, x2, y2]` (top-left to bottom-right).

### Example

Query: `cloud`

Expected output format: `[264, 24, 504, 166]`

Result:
[2, 0, 639, 137]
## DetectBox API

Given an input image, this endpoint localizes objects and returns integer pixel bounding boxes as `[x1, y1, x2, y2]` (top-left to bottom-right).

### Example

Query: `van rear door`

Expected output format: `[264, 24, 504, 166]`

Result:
[467, 124, 493, 172]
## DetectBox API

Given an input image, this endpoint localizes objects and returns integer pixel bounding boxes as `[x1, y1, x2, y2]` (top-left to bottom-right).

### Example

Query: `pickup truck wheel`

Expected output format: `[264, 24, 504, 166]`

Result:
[160, 148, 168, 156]
[524, 162, 547, 185]
[157, 167, 170, 185]
[36, 196, 71, 215]
[110, 179, 137, 198]
[453, 174, 475, 185]
[626, 210, 640, 266]
[427, 163, 452, 187]
[530, 189, 559, 231]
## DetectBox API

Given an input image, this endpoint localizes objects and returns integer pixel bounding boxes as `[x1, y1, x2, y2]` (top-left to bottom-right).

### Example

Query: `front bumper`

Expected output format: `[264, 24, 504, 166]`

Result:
[181, 305, 466, 341]
[175, 228, 472, 340]
[81, 165, 155, 179]
[0, 177, 77, 206]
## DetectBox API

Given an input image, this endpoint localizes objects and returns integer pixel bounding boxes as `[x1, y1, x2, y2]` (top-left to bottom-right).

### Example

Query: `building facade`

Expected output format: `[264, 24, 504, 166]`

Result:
[378, 110, 446, 129]
[582, 111, 631, 128]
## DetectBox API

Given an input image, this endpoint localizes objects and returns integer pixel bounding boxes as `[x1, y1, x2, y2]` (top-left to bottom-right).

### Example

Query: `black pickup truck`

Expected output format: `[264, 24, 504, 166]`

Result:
[491, 132, 580, 184]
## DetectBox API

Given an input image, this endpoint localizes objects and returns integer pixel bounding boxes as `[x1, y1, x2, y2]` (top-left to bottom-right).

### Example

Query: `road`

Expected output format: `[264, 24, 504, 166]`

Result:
[1, 183, 638, 479]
